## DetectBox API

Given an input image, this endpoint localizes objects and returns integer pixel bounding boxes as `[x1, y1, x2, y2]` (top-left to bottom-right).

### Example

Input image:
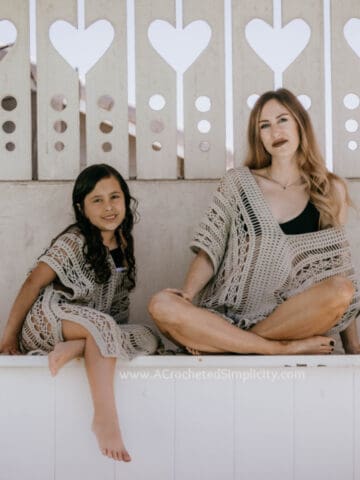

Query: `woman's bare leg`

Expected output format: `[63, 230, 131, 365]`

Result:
[148, 291, 334, 355]
[59, 320, 131, 462]
[48, 340, 85, 376]
[251, 276, 355, 340]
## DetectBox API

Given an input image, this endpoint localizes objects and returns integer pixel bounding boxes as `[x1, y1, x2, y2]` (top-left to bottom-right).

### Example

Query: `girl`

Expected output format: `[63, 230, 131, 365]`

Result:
[149, 88, 360, 355]
[0, 163, 159, 461]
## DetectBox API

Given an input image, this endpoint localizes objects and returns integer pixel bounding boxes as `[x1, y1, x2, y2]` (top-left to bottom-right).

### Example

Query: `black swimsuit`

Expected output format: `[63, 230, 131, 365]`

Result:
[279, 202, 320, 235]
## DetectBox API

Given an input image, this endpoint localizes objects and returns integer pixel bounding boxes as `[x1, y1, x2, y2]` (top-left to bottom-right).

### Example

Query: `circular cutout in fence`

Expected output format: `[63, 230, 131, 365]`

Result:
[197, 120, 211, 133]
[98, 95, 115, 111]
[348, 140, 358, 151]
[149, 94, 166, 111]
[345, 119, 358, 133]
[99, 121, 113, 134]
[344, 93, 360, 110]
[102, 142, 112, 152]
[199, 141, 210, 152]
[1, 96, 17, 111]
[5, 142, 16, 151]
[150, 119, 164, 133]
[54, 141, 65, 152]
[247, 94, 259, 109]
[53, 120, 67, 133]
[195, 96, 211, 112]
[152, 141, 162, 151]
[51, 95, 67, 111]
[2, 121, 16, 133]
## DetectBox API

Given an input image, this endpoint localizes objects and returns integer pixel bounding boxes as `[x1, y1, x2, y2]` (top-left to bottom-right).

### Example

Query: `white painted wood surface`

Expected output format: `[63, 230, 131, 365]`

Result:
[0, 0, 32, 180]
[0, 355, 359, 480]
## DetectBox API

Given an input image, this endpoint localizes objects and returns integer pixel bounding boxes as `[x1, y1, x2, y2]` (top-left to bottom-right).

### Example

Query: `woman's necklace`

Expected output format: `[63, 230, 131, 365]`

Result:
[265, 167, 302, 190]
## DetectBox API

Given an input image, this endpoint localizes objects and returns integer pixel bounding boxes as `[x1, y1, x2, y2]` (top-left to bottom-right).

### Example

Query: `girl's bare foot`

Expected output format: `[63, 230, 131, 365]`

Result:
[48, 340, 85, 376]
[92, 415, 131, 462]
[280, 336, 335, 355]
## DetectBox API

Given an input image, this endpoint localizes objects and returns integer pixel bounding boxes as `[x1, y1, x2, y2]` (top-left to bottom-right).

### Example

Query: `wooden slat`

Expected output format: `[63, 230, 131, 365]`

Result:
[232, 0, 273, 167]
[37, 0, 80, 179]
[135, 0, 177, 179]
[293, 368, 353, 479]
[175, 372, 234, 479]
[116, 369, 175, 479]
[183, 0, 226, 179]
[0, 368, 55, 479]
[85, 0, 129, 178]
[331, 0, 360, 177]
[234, 367, 294, 479]
[55, 367, 115, 479]
[0, 0, 31, 179]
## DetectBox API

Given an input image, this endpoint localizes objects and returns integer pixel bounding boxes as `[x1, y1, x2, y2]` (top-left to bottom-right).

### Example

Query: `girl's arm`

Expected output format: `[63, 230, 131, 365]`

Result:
[167, 249, 214, 303]
[0, 262, 56, 354]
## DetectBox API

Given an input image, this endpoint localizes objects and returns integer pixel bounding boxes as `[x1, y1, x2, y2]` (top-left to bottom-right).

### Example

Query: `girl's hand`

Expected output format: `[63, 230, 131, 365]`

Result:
[0, 335, 21, 355]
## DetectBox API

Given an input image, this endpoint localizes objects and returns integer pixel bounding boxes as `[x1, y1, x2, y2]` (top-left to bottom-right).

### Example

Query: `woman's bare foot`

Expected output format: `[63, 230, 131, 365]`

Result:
[92, 415, 131, 462]
[280, 336, 335, 355]
[48, 340, 85, 376]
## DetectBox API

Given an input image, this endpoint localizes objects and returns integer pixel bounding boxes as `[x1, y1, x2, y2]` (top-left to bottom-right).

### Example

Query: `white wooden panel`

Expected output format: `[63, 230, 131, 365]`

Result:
[116, 368, 175, 480]
[294, 368, 353, 480]
[232, 0, 273, 167]
[283, 0, 325, 156]
[183, 0, 226, 179]
[0, 367, 55, 480]
[234, 367, 293, 480]
[37, 0, 80, 179]
[0, 0, 31, 179]
[135, 0, 177, 179]
[354, 369, 360, 479]
[175, 372, 234, 480]
[55, 366, 115, 479]
[332, 1, 360, 177]
[85, 0, 129, 178]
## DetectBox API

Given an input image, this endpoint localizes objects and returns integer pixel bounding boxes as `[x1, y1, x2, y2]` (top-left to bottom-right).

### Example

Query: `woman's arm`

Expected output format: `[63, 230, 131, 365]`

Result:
[174, 249, 214, 302]
[0, 262, 56, 354]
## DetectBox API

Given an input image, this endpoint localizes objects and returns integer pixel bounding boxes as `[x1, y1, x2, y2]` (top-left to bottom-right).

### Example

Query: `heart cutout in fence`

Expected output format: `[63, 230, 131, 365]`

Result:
[344, 18, 360, 58]
[148, 19, 211, 74]
[245, 18, 311, 73]
[0, 19, 17, 59]
[49, 19, 114, 77]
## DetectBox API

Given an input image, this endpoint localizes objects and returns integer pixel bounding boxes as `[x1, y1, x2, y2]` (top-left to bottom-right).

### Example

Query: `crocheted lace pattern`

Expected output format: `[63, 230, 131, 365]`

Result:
[190, 167, 360, 334]
[20, 229, 159, 358]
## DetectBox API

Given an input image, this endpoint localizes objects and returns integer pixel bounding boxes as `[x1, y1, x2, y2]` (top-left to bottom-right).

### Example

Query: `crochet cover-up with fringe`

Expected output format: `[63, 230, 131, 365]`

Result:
[190, 166, 360, 335]
[20, 228, 159, 358]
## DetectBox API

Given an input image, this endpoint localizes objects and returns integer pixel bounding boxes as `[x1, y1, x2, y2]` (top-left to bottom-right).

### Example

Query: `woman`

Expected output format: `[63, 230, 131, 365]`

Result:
[149, 88, 360, 355]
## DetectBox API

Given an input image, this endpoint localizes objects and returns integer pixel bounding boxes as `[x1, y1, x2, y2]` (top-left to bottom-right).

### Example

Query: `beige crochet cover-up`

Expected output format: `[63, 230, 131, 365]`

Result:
[20, 228, 159, 358]
[190, 166, 360, 335]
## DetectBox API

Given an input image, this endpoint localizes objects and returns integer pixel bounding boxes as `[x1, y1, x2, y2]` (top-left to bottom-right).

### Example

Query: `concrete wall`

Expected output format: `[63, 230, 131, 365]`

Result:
[1, 179, 359, 347]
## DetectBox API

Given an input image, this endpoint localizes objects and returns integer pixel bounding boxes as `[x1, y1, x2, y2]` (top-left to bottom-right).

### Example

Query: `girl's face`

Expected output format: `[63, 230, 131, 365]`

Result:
[83, 176, 126, 234]
[258, 99, 300, 159]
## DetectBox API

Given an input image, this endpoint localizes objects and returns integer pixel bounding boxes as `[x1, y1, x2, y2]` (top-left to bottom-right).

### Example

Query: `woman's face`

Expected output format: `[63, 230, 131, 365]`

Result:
[258, 99, 300, 159]
[83, 175, 126, 234]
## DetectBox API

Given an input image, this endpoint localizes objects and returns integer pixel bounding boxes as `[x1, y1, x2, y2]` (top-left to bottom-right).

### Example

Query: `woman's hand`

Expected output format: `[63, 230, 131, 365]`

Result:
[0, 334, 21, 355]
[164, 288, 193, 303]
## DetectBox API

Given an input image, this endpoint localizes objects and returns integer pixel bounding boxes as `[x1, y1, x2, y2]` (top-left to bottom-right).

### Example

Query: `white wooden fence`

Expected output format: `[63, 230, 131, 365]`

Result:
[1, 0, 360, 180]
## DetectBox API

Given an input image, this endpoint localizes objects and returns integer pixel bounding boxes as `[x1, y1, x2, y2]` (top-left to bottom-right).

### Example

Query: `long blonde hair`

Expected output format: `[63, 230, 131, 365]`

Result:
[244, 88, 351, 228]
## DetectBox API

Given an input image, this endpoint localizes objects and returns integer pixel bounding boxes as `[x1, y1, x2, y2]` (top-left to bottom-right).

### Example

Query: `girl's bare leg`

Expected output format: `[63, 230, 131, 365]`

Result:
[48, 340, 85, 376]
[251, 276, 355, 340]
[149, 292, 335, 355]
[60, 320, 131, 462]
